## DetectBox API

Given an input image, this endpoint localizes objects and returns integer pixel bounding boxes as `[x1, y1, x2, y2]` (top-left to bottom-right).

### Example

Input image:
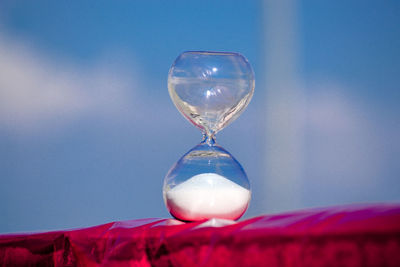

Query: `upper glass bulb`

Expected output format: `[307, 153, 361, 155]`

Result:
[168, 51, 255, 138]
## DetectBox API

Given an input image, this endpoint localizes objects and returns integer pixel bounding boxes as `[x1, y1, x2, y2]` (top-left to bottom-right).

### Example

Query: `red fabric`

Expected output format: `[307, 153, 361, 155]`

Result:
[1, 204, 400, 267]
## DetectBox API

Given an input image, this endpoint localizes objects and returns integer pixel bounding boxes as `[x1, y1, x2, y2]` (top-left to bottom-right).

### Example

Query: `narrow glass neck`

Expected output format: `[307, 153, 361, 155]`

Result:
[201, 133, 216, 146]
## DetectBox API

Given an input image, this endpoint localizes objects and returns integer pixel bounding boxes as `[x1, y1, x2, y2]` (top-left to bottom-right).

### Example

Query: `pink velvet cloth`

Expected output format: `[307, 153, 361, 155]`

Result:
[1, 204, 400, 266]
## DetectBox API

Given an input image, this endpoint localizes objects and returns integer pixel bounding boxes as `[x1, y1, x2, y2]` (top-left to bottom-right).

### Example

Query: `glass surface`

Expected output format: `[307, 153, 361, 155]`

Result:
[168, 51, 255, 138]
[163, 51, 255, 221]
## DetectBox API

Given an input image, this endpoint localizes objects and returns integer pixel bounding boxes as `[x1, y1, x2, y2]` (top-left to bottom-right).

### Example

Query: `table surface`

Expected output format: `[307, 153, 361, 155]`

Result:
[1, 204, 400, 267]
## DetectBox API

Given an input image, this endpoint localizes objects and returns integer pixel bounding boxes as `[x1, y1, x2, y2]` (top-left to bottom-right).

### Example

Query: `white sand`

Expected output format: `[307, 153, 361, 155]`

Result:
[165, 173, 251, 221]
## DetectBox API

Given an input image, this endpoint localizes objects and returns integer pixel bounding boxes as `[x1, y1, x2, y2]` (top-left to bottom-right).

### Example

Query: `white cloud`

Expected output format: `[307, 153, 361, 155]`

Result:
[0, 32, 140, 134]
[304, 81, 384, 202]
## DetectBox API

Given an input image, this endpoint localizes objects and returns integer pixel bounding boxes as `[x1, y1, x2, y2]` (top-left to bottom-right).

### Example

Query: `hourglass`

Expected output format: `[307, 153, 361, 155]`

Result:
[163, 51, 255, 222]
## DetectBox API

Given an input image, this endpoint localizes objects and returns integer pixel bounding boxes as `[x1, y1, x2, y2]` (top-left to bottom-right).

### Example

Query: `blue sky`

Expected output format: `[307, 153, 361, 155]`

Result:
[0, 0, 399, 233]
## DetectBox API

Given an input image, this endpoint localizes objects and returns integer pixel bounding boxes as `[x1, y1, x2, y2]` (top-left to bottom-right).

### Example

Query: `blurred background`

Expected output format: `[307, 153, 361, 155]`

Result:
[1, 0, 399, 233]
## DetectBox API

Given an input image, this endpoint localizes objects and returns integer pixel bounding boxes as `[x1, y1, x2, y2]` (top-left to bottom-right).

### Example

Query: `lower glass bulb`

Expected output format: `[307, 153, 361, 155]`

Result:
[163, 136, 251, 221]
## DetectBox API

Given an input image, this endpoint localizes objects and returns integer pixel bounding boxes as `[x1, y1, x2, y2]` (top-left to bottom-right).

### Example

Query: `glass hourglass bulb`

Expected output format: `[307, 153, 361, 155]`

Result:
[163, 51, 255, 221]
